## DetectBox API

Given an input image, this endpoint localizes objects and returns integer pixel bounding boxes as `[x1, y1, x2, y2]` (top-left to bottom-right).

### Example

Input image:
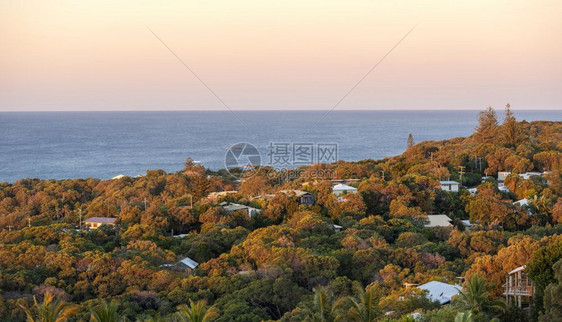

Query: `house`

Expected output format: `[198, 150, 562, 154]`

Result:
[207, 191, 238, 202]
[111, 174, 127, 180]
[84, 217, 116, 229]
[467, 188, 478, 196]
[519, 172, 544, 180]
[439, 181, 460, 192]
[513, 199, 529, 207]
[280, 190, 315, 205]
[221, 202, 261, 218]
[332, 184, 358, 196]
[461, 220, 472, 227]
[481, 176, 493, 183]
[498, 172, 511, 186]
[177, 257, 199, 270]
[333, 224, 343, 233]
[498, 185, 510, 193]
[424, 215, 453, 228]
[330, 179, 361, 185]
[417, 281, 461, 305]
[504, 265, 534, 308]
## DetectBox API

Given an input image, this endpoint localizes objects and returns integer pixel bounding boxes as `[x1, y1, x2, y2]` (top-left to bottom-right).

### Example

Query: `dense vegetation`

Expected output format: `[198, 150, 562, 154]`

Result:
[0, 106, 561, 321]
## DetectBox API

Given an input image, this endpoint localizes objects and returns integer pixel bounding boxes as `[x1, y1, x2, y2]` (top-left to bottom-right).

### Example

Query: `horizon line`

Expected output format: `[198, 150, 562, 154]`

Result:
[1, 108, 561, 113]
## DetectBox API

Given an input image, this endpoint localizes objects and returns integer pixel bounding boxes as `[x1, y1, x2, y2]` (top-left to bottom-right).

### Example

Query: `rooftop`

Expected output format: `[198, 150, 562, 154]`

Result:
[179, 257, 199, 269]
[417, 281, 461, 304]
[439, 181, 460, 185]
[84, 217, 116, 224]
[280, 190, 312, 197]
[332, 184, 357, 191]
[425, 215, 453, 228]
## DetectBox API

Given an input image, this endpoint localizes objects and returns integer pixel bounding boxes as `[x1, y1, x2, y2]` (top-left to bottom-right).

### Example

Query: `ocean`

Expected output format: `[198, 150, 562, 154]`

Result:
[0, 110, 560, 182]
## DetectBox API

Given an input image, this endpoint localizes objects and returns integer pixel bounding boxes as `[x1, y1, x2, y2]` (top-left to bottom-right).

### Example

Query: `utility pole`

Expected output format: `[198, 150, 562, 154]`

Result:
[7, 226, 14, 232]
[144, 198, 148, 210]
[27, 217, 31, 228]
[459, 166, 465, 181]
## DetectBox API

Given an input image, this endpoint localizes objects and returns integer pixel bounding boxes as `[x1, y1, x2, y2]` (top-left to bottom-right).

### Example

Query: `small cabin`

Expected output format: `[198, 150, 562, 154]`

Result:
[280, 190, 315, 205]
[332, 184, 358, 196]
[84, 217, 116, 229]
[439, 181, 460, 192]
[221, 202, 261, 218]
[504, 265, 534, 308]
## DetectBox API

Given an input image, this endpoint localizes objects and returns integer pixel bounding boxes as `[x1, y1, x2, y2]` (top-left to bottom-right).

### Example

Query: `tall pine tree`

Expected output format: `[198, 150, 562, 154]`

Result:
[475, 106, 498, 144]
[502, 103, 522, 147]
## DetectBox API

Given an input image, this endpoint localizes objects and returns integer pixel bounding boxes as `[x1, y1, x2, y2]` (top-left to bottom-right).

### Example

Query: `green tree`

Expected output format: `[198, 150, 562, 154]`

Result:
[335, 283, 382, 322]
[303, 286, 336, 322]
[455, 275, 504, 314]
[89, 302, 125, 322]
[176, 300, 218, 322]
[540, 259, 562, 321]
[526, 240, 562, 320]
[20, 292, 77, 322]
[455, 311, 474, 322]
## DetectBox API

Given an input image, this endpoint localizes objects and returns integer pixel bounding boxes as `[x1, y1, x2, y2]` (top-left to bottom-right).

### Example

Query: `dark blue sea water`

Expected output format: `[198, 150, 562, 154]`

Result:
[0, 110, 559, 182]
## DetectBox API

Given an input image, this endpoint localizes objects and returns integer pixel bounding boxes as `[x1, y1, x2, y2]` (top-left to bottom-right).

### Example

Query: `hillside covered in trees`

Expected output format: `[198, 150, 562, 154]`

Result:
[0, 106, 561, 321]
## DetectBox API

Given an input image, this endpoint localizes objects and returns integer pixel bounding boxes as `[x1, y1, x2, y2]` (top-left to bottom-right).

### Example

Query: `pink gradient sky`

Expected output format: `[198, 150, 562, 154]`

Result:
[1, 0, 561, 111]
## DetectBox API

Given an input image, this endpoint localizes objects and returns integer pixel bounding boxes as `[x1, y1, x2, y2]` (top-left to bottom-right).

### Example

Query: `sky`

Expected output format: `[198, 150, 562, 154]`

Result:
[1, 0, 561, 111]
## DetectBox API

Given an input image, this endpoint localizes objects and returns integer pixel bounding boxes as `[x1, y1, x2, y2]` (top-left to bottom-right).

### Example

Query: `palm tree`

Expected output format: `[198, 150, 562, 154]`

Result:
[335, 284, 382, 321]
[454, 311, 474, 322]
[303, 286, 336, 322]
[455, 275, 504, 314]
[90, 301, 125, 322]
[176, 300, 218, 322]
[20, 292, 77, 322]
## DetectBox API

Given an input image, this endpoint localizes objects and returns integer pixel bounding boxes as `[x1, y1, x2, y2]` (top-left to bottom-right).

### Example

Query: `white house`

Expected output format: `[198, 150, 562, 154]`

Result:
[221, 202, 261, 218]
[498, 172, 511, 186]
[439, 181, 460, 192]
[177, 257, 199, 270]
[332, 184, 358, 196]
[461, 220, 472, 227]
[417, 281, 461, 305]
[519, 172, 544, 180]
[333, 224, 343, 233]
[468, 188, 478, 196]
[514, 198, 529, 207]
[425, 215, 453, 228]
[498, 185, 510, 193]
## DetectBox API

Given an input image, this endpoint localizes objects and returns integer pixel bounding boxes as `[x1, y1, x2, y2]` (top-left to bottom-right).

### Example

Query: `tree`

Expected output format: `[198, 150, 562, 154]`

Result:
[335, 283, 383, 322]
[455, 274, 504, 315]
[475, 106, 499, 144]
[176, 300, 218, 322]
[20, 292, 77, 322]
[502, 103, 522, 147]
[302, 286, 336, 322]
[526, 240, 562, 320]
[90, 302, 125, 322]
[540, 259, 562, 321]
[454, 311, 474, 322]
[407, 134, 415, 149]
